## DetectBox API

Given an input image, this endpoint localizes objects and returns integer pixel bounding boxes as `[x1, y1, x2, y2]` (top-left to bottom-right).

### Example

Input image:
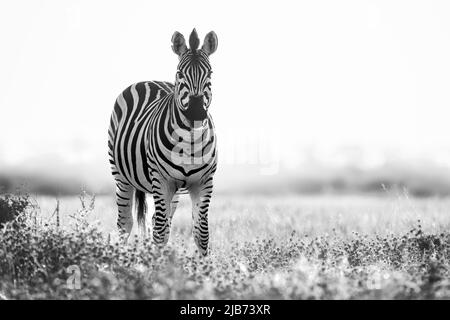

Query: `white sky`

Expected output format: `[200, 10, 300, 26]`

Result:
[1, 0, 450, 174]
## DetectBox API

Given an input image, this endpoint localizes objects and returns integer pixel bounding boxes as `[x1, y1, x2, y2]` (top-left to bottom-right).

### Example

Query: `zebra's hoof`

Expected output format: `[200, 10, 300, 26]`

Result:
[195, 248, 208, 257]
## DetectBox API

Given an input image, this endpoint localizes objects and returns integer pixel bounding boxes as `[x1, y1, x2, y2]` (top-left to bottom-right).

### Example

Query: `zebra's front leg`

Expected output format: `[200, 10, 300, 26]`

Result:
[151, 182, 176, 246]
[189, 180, 213, 256]
[114, 180, 134, 241]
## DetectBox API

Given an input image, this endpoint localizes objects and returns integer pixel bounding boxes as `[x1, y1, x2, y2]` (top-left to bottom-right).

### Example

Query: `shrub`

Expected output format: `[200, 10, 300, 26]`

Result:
[0, 193, 33, 226]
[0, 193, 449, 299]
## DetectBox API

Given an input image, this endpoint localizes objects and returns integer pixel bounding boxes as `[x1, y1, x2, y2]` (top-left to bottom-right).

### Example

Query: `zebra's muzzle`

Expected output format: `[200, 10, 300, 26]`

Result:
[184, 95, 208, 128]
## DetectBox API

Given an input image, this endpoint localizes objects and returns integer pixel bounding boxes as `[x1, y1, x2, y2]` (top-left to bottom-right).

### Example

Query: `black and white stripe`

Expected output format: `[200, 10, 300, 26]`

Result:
[108, 29, 218, 255]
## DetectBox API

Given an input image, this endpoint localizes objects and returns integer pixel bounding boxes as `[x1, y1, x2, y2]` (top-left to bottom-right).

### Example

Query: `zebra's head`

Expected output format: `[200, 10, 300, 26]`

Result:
[171, 29, 218, 129]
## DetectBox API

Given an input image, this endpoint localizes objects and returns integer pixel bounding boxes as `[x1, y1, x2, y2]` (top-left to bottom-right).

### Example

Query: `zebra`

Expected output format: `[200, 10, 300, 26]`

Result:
[108, 29, 218, 255]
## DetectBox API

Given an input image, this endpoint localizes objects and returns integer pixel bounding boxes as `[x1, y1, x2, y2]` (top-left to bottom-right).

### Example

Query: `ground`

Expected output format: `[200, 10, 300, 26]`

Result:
[37, 192, 450, 244]
[1, 192, 450, 299]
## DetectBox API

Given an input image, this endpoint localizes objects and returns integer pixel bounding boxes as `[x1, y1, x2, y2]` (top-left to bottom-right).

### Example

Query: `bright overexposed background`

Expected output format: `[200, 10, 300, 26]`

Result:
[1, 0, 450, 195]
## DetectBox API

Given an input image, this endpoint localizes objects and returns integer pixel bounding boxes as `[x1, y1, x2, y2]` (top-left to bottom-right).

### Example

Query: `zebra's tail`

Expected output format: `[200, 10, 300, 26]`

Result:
[135, 189, 147, 236]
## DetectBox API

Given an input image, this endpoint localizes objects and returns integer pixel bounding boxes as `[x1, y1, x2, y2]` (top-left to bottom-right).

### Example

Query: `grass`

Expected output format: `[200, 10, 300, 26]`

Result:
[0, 191, 450, 299]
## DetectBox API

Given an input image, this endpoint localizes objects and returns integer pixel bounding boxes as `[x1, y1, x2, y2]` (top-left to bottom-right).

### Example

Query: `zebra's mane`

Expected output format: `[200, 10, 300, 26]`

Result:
[178, 29, 211, 68]
[189, 28, 200, 52]
[179, 48, 210, 69]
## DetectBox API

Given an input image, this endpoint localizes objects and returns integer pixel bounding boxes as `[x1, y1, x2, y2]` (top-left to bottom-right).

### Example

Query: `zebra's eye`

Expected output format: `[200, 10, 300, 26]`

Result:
[177, 71, 185, 79]
[208, 71, 213, 78]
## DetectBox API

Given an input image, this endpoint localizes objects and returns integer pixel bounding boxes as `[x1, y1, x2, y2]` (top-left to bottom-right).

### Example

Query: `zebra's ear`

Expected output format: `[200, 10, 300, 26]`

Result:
[171, 31, 187, 56]
[202, 31, 218, 56]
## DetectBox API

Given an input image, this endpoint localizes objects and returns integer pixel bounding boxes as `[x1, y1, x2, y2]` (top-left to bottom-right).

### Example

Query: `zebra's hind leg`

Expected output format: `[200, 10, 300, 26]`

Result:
[189, 179, 214, 256]
[114, 180, 134, 241]
[168, 193, 180, 227]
